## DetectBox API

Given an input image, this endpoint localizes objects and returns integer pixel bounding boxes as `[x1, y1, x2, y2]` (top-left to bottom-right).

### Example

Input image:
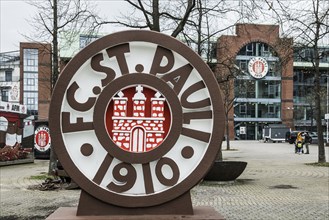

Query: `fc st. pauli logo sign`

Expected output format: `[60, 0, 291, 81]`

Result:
[50, 30, 224, 208]
[248, 57, 269, 79]
[34, 125, 51, 152]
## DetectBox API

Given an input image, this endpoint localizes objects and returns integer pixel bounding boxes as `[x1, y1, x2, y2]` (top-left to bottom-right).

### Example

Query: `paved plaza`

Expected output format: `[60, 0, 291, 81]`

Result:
[0, 141, 328, 219]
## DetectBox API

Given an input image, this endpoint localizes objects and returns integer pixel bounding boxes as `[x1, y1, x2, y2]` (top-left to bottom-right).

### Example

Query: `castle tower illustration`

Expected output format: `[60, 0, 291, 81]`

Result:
[133, 85, 146, 117]
[112, 85, 166, 153]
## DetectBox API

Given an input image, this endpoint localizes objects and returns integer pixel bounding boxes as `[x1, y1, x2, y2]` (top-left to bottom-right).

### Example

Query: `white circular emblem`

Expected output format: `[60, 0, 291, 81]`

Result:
[34, 125, 51, 152]
[49, 30, 225, 207]
[248, 57, 268, 79]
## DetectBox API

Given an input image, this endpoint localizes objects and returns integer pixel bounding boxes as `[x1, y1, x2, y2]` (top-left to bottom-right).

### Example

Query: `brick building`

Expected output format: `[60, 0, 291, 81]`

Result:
[19, 43, 52, 120]
[216, 24, 294, 140]
[216, 23, 328, 140]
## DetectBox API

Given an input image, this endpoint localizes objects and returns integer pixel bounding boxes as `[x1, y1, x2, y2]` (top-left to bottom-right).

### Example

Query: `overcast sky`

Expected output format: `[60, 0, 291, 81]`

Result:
[1, 0, 328, 53]
[0, 0, 126, 52]
[0, 0, 35, 52]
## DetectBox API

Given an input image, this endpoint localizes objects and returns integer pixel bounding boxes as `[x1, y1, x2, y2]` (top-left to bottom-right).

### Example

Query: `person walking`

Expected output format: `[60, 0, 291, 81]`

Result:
[295, 132, 305, 154]
[304, 132, 311, 154]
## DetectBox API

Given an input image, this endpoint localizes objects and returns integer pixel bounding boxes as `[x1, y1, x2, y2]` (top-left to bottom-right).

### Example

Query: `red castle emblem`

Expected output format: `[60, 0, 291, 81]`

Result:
[109, 85, 169, 153]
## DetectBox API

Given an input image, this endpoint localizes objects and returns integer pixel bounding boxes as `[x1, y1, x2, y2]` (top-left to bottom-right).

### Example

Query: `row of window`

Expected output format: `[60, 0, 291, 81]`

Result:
[235, 102, 281, 119]
[237, 42, 278, 57]
[23, 49, 39, 115]
[234, 79, 281, 99]
[234, 42, 282, 120]
[294, 47, 329, 63]
[237, 43, 329, 63]
[293, 70, 328, 85]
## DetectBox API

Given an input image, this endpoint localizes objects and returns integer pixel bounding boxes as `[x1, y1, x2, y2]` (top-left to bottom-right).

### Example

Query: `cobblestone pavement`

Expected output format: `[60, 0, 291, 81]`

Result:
[1, 141, 328, 219]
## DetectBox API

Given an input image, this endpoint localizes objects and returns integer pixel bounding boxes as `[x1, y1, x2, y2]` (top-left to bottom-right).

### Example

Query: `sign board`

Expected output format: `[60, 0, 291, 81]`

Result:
[0, 101, 27, 114]
[240, 126, 246, 135]
[34, 125, 51, 152]
[49, 30, 225, 216]
[325, 113, 329, 120]
[248, 57, 269, 79]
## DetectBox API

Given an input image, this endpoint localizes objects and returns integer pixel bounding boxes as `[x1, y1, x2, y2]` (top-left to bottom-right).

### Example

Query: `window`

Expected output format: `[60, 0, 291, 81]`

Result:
[1, 89, 9, 101]
[263, 44, 269, 52]
[240, 60, 247, 72]
[79, 35, 100, 49]
[27, 97, 35, 104]
[246, 43, 253, 56]
[23, 49, 39, 113]
[27, 78, 35, 85]
[240, 104, 247, 114]
[5, 70, 12, 81]
[238, 42, 278, 58]
[268, 85, 275, 96]
[27, 59, 35, 66]
[210, 42, 217, 60]
[23, 49, 38, 72]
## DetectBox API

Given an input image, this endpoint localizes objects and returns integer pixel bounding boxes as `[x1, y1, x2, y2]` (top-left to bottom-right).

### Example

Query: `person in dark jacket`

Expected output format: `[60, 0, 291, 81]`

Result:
[304, 132, 311, 154]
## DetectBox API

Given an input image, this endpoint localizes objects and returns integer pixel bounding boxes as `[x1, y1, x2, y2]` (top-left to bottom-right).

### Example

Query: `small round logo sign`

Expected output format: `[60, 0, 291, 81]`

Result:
[34, 125, 51, 152]
[248, 57, 269, 79]
[49, 30, 224, 208]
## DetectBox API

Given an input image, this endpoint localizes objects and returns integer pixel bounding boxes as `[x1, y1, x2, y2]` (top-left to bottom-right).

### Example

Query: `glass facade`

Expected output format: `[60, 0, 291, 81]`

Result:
[79, 35, 100, 49]
[292, 46, 329, 131]
[23, 48, 39, 116]
[293, 69, 328, 131]
[234, 42, 282, 140]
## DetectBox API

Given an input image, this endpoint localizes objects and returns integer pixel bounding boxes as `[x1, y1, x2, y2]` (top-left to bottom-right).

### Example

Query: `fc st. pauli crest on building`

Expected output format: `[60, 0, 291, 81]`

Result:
[49, 30, 224, 211]
[248, 57, 269, 79]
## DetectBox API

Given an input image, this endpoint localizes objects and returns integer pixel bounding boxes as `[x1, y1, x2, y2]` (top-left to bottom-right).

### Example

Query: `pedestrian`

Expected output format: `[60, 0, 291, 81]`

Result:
[304, 132, 311, 154]
[295, 132, 305, 154]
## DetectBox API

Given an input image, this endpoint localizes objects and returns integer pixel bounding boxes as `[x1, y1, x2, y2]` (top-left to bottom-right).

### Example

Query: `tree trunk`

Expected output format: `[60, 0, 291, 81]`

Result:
[216, 143, 223, 161]
[315, 75, 326, 163]
[314, 21, 326, 163]
[314, 76, 326, 162]
[152, 0, 160, 31]
[48, 0, 59, 175]
[226, 112, 230, 150]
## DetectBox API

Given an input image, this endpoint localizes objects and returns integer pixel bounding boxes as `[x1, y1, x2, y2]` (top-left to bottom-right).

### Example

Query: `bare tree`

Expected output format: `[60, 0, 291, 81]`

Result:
[216, 66, 238, 153]
[27, 0, 101, 174]
[178, 0, 262, 157]
[27, 0, 100, 87]
[97, 0, 195, 37]
[179, 0, 239, 60]
[274, 0, 329, 163]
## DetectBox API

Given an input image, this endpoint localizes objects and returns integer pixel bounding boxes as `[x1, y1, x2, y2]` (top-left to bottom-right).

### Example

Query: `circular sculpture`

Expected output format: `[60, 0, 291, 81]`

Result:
[49, 30, 225, 208]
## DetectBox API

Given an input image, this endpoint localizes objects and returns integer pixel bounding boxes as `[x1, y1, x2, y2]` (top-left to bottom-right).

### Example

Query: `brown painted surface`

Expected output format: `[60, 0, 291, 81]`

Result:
[47, 206, 225, 219]
[77, 190, 194, 216]
[49, 30, 225, 214]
